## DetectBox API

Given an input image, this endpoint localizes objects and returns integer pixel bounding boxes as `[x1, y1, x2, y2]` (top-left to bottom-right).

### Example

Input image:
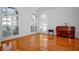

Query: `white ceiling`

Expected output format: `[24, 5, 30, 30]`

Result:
[36, 7, 57, 12]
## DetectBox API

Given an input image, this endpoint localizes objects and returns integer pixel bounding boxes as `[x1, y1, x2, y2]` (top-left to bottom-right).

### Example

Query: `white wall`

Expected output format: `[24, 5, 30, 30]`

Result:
[15, 7, 38, 37]
[38, 7, 79, 38]
[0, 7, 39, 41]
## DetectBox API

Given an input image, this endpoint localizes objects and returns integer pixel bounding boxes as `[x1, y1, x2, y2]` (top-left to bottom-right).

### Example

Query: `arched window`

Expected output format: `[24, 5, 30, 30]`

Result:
[2, 7, 19, 37]
[39, 14, 47, 33]
[31, 13, 38, 32]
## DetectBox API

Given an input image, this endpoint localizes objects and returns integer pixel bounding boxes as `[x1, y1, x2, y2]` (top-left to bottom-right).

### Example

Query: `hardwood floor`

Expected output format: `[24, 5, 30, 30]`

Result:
[0, 33, 79, 51]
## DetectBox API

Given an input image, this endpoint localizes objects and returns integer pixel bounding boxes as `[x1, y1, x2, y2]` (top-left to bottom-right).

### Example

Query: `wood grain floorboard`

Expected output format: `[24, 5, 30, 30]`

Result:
[0, 33, 79, 51]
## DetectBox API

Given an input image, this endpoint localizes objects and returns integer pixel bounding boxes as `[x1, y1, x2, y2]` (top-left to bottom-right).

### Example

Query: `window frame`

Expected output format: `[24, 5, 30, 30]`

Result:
[2, 7, 19, 38]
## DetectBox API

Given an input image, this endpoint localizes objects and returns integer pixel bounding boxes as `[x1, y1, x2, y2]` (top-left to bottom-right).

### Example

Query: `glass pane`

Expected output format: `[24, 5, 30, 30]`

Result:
[31, 13, 38, 32]
[3, 25, 11, 37]
[12, 15, 18, 35]
[13, 26, 18, 35]
[2, 16, 11, 37]
[39, 14, 47, 32]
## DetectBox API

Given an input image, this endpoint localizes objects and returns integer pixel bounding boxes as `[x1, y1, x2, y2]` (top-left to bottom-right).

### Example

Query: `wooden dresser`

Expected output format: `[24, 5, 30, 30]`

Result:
[56, 26, 75, 38]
